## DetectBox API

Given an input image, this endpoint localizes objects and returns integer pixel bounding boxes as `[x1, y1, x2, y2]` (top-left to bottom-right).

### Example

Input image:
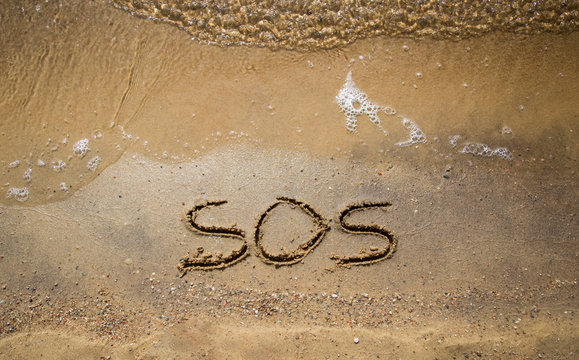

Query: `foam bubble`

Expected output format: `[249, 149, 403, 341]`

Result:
[87, 156, 101, 172]
[23, 168, 32, 182]
[59, 182, 69, 191]
[491, 147, 514, 161]
[51, 160, 66, 172]
[73, 139, 90, 158]
[336, 72, 396, 134]
[461, 143, 513, 161]
[8, 160, 20, 169]
[7, 187, 29, 202]
[449, 135, 461, 148]
[397, 118, 427, 147]
[501, 126, 512, 135]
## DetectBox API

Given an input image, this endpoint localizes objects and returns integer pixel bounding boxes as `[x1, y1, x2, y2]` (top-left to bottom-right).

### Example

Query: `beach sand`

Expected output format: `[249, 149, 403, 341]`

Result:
[0, 1, 577, 358]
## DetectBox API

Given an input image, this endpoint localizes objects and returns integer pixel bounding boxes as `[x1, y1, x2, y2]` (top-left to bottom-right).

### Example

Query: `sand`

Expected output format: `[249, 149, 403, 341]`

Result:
[0, 0, 578, 359]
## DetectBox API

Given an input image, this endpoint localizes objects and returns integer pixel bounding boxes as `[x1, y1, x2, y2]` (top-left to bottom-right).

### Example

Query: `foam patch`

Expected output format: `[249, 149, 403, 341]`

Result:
[461, 143, 513, 161]
[23, 168, 32, 182]
[8, 160, 20, 169]
[51, 160, 66, 172]
[397, 118, 427, 147]
[73, 139, 90, 158]
[7, 187, 29, 202]
[449, 135, 461, 148]
[336, 72, 396, 134]
[87, 156, 101, 172]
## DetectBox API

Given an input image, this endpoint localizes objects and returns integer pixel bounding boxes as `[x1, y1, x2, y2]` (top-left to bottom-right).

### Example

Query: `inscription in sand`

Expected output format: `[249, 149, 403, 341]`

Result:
[178, 201, 249, 276]
[331, 202, 397, 267]
[255, 197, 329, 266]
[178, 198, 397, 276]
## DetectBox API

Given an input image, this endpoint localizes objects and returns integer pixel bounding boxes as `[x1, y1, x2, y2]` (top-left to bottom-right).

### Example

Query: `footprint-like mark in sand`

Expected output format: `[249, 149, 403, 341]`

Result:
[254, 197, 329, 266]
[331, 202, 397, 267]
[178, 200, 249, 276]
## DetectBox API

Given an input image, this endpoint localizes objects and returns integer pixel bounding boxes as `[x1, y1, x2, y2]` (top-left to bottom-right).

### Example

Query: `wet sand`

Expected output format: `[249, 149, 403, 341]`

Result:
[0, 0, 578, 359]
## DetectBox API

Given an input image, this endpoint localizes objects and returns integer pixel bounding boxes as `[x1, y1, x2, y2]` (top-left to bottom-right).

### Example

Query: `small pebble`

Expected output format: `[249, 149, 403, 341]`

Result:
[354, 337, 359, 344]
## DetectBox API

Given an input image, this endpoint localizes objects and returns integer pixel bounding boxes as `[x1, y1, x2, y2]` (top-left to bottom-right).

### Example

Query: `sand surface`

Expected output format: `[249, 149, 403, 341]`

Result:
[0, 1, 578, 359]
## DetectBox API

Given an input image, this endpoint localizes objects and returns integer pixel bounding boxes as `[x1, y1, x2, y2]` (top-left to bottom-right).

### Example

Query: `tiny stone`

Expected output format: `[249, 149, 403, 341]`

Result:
[354, 337, 359, 344]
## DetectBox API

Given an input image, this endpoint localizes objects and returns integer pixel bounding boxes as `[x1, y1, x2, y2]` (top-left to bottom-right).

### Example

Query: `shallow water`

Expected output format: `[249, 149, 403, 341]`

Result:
[110, 0, 578, 49]
[0, 1, 577, 206]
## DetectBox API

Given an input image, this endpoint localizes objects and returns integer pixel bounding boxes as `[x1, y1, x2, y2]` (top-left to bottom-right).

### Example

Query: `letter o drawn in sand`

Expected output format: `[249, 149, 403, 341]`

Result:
[178, 200, 249, 276]
[331, 202, 397, 267]
[254, 197, 329, 266]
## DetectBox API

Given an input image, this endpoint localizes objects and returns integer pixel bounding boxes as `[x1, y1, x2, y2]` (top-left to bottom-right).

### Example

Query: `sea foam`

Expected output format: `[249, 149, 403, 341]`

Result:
[336, 72, 396, 134]
[73, 139, 90, 158]
[461, 143, 513, 161]
[7, 187, 29, 202]
[397, 118, 427, 147]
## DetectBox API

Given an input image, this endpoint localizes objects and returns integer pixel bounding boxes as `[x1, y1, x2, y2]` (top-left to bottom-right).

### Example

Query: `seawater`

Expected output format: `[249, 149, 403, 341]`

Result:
[111, 0, 578, 50]
[0, 1, 577, 206]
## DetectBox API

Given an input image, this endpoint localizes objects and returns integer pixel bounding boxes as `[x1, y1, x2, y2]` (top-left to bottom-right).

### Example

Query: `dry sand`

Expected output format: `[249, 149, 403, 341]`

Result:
[0, 1, 577, 359]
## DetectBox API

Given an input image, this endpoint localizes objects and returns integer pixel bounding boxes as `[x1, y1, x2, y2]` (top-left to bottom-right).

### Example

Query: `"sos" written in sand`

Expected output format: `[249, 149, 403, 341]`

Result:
[178, 197, 397, 276]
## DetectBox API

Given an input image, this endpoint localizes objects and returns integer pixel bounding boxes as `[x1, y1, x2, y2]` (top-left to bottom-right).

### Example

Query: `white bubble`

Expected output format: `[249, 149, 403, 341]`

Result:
[23, 168, 32, 182]
[416, 72, 423, 79]
[7, 187, 29, 202]
[87, 156, 101, 172]
[397, 118, 427, 147]
[51, 160, 66, 172]
[336, 72, 396, 134]
[460, 143, 513, 161]
[449, 135, 461, 148]
[492, 147, 513, 160]
[59, 182, 69, 191]
[73, 138, 90, 158]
